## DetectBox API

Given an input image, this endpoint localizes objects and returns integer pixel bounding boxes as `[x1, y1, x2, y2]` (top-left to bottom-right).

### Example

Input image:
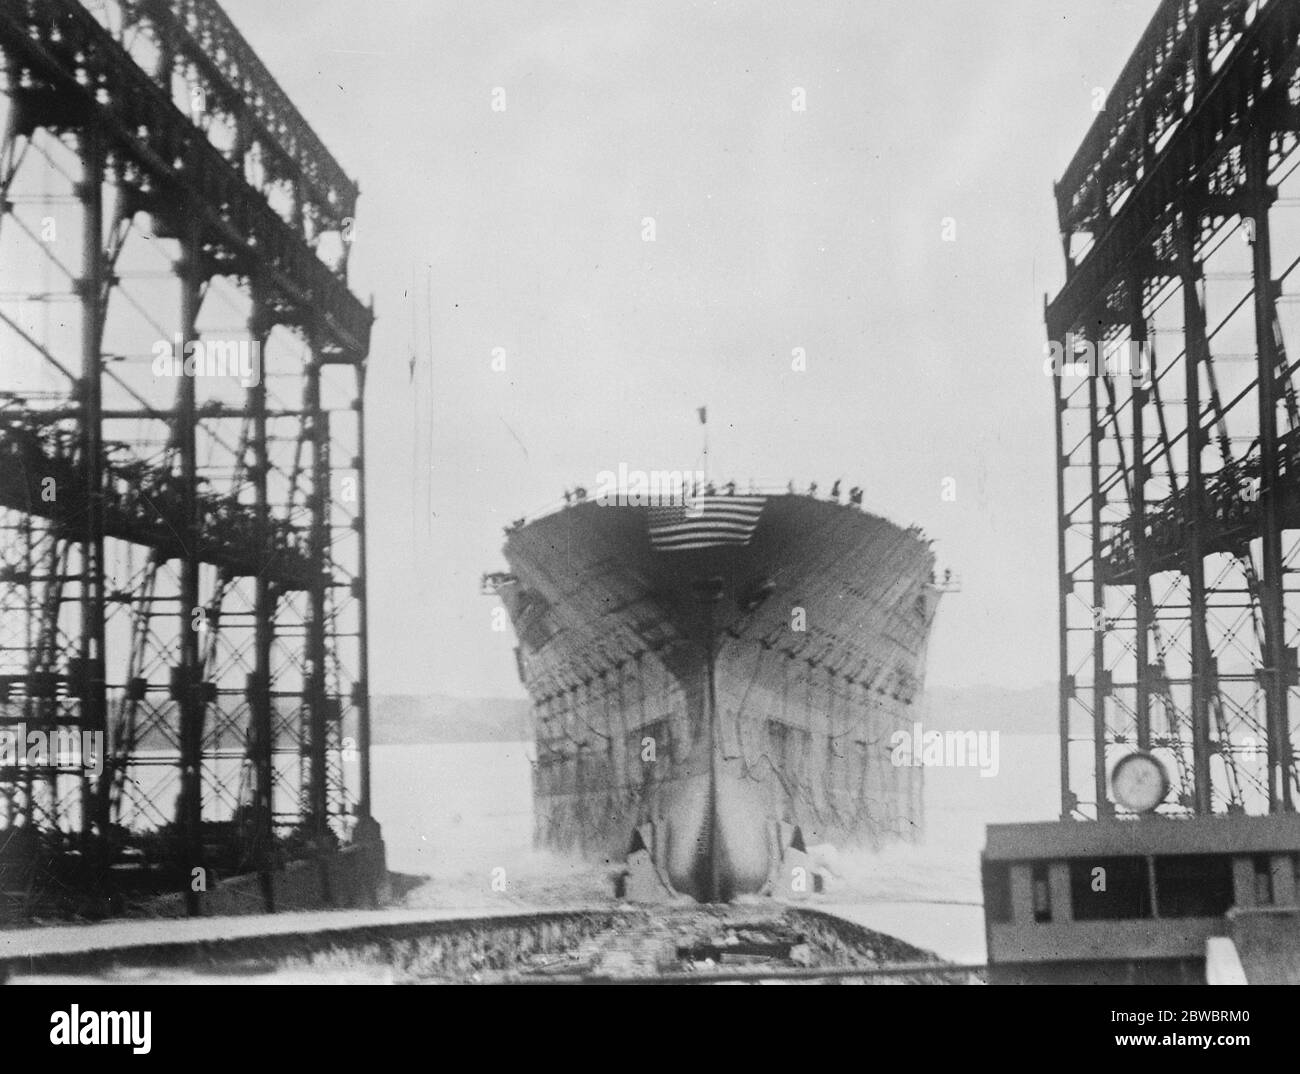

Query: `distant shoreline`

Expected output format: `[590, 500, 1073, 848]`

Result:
[368, 685, 1057, 745]
[370, 693, 532, 746]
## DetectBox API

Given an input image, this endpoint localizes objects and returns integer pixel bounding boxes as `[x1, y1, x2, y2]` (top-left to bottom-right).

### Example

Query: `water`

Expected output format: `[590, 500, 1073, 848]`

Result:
[371, 733, 1059, 962]
[373, 741, 536, 878]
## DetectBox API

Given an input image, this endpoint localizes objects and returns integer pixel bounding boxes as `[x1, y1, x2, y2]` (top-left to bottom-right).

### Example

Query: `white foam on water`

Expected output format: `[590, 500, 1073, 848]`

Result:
[374, 732, 1060, 952]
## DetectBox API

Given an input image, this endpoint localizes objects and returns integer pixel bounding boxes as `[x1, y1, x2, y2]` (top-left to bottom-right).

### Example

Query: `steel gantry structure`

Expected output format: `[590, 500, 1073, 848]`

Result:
[0, 0, 375, 917]
[1050, 0, 1300, 821]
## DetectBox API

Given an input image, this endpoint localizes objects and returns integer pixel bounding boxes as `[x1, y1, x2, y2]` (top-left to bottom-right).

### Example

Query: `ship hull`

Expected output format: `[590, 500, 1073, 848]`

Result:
[497, 493, 939, 901]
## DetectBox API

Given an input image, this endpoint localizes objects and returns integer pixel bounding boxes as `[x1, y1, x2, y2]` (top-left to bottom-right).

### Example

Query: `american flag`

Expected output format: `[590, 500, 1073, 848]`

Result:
[647, 495, 766, 552]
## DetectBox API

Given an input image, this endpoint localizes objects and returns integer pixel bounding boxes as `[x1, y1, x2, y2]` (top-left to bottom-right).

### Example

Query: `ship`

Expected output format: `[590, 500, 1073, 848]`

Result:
[487, 481, 942, 902]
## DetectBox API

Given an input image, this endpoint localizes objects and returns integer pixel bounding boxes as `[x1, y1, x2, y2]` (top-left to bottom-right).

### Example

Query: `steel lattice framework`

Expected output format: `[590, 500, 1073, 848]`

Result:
[1050, 0, 1300, 820]
[0, 0, 374, 917]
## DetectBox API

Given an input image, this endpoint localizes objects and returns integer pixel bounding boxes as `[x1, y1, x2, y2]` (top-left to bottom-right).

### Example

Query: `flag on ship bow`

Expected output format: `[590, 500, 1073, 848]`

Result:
[647, 495, 766, 551]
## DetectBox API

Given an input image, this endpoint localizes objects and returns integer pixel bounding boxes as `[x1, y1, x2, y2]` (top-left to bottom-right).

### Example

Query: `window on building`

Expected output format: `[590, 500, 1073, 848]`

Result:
[1070, 856, 1152, 920]
[1154, 855, 1233, 918]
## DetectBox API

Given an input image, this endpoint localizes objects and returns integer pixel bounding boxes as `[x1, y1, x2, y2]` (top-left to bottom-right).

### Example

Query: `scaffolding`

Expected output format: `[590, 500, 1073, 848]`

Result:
[0, 0, 373, 917]
[1050, 0, 1300, 820]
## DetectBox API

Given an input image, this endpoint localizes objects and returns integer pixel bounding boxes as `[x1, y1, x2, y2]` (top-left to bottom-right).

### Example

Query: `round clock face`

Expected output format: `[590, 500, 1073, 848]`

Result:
[1111, 751, 1169, 813]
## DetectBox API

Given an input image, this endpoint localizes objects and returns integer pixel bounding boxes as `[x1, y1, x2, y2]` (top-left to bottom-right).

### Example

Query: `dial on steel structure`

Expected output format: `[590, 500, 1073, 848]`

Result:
[1050, 0, 1300, 821]
[0, 0, 375, 917]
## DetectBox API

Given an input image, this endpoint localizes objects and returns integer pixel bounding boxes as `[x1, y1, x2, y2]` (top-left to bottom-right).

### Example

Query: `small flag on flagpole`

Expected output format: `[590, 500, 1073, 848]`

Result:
[697, 406, 707, 425]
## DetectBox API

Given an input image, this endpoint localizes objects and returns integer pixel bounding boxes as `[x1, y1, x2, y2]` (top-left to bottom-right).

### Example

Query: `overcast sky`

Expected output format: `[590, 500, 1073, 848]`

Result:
[223, 0, 1159, 699]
